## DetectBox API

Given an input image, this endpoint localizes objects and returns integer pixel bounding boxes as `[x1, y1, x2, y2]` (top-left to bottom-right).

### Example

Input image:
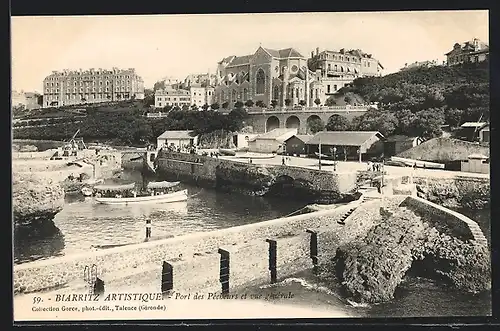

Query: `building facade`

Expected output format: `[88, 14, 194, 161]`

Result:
[155, 87, 191, 108]
[182, 73, 217, 89]
[189, 85, 215, 107]
[12, 90, 42, 110]
[214, 46, 382, 110]
[445, 38, 489, 66]
[400, 60, 442, 71]
[42, 67, 145, 108]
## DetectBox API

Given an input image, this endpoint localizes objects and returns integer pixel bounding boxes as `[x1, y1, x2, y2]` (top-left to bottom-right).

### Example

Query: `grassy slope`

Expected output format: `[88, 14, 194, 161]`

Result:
[397, 137, 489, 162]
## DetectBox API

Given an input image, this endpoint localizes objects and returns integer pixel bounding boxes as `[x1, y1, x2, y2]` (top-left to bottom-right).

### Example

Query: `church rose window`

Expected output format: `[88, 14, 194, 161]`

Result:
[291, 65, 298, 73]
[256, 69, 266, 94]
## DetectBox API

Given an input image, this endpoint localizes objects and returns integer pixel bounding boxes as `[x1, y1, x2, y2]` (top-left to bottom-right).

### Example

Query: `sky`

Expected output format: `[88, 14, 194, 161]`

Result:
[11, 10, 489, 93]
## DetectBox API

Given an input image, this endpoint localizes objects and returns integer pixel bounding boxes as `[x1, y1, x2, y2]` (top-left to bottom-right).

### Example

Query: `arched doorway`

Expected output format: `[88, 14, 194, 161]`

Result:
[266, 116, 280, 132]
[285, 115, 300, 131]
[306, 115, 323, 134]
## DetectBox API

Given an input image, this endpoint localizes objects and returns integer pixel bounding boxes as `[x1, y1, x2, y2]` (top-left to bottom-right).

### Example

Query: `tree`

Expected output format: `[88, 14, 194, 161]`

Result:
[308, 118, 325, 134]
[210, 103, 220, 110]
[181, 105, 189, 111]
[411, 108, 445, 139]
[299, 100, 306, 106]
[222, 102, 229, 109]
[255, 100, 265, 108]
[284, 99, 292, 106]
[356, 109, 399, 136]
[325, 97, 337, 106]
[326, 114, 351, 131]
[245, 100, 254, 107]
[344, 95, 353, 104]
[191, 104, 199, 111]
[234, 101, 244, 109]
[162, 105, 173, 112]
[444, 108, 464, 128]
[271, 100, 278, 108]
[202, 104, 210, 111]
[314, 98, 321, 107]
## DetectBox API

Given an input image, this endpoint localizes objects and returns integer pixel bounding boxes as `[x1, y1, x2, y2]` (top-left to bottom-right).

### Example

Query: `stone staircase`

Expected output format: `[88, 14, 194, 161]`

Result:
[337, 206, 357, 225]
[466, 222, 489, 247]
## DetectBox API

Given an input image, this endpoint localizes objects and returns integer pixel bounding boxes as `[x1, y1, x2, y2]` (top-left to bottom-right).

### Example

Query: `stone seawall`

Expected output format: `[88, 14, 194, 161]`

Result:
[400, 196, 488, 245]
[156, 152, 358, 202]
[14, 203, 360, 295]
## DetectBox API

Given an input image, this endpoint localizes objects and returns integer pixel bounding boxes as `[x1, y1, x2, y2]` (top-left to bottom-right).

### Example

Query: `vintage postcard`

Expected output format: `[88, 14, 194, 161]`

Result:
[11, 10, 491, 322]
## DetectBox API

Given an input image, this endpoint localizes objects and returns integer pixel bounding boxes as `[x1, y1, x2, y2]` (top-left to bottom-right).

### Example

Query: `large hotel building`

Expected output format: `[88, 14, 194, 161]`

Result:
[214, 46, 383, 109]
[42, 67, 145, 108]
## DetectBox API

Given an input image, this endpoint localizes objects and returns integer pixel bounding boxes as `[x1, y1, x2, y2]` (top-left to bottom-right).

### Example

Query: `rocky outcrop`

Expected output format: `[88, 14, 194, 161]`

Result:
[415, 176, 490, 209]
[13, 172, 65, 226]
[332, 205, 490, 304]
[198, 130, 235, 149]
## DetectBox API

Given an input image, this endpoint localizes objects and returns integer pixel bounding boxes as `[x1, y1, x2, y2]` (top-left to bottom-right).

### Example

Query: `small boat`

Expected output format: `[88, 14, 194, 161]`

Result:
[390, 156, 445, 169]
[218, 148, 236, 156]
[93, 181, 188, 205]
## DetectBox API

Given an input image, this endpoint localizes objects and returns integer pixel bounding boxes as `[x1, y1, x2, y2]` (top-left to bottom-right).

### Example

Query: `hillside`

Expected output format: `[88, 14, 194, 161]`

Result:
[337, 60, 489, 124]
[397, 137, 489, 162]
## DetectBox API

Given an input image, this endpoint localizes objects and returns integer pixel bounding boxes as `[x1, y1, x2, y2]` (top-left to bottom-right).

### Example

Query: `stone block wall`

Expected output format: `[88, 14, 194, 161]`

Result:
[13, 204, 355, 295]
[399, 196, 486, 244]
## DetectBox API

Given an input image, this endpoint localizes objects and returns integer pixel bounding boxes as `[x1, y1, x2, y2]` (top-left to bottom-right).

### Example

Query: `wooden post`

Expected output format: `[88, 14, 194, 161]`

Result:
[306, 230, 319, 272]
[218, 248, 230, 294]
[145, 219, 152, 239]
[266, 239, 277, 284]
[161, 261, 173, 295]
[358, 147, 362, 163]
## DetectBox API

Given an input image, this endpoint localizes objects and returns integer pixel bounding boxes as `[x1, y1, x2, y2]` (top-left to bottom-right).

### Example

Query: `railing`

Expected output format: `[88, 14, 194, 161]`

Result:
[146, 112, 169, 118]
[247, 105, 370, 115]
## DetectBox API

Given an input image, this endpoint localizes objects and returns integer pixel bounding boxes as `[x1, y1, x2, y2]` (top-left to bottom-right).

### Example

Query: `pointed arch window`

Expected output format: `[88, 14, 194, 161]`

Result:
[232, 89, 237, 102]
[273, 85, 279, 101]
[243, 88, 248, 101]
[256, 69, 266, 94]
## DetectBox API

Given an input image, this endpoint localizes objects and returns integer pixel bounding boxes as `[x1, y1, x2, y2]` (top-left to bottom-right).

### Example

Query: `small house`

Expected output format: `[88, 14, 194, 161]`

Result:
[384, 135, 424, 157]
[248, 128, 297, 153]
[233, 133, 259, 149]
[457, 122, 488, 142]
[305, 131, 384, 162]
[479, 123, 489, 143]
[157, 130, 198, 150]
[283, 134, 313, 156]
[461, 154, 489, 174]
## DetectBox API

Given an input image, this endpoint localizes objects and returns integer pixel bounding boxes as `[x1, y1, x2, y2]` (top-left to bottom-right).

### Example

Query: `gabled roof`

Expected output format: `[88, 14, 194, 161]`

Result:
[250, 128, 297, 142]
[158, 130, 197, 140]
[226, 55, 253, 67]
[460, 122, 488, 128]
[306, 131, 384, 146]
[384, 135, 421, 143]
[262, 47, 305, 59]
[285, 134, 313, 144]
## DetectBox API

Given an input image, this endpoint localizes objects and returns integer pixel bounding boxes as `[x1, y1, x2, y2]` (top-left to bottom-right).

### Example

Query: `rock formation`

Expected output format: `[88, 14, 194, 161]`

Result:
[332, 205, 490, 304]
[13, 171, 65, 226]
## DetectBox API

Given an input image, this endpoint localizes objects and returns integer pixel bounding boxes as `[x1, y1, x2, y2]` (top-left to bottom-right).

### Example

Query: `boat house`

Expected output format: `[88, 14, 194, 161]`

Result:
[157, 130, 198, 150]
[384, 135, 424, 157]
[283, 134, 313, 156]
[461, 154, 489, 174]
[457, 122, 489, 142]
[305, 131, 384, 162]
[248, 128, 297, 153]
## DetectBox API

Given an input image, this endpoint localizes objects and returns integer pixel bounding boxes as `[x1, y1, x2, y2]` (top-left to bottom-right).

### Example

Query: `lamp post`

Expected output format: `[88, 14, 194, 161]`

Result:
[318, 137, 322, 170]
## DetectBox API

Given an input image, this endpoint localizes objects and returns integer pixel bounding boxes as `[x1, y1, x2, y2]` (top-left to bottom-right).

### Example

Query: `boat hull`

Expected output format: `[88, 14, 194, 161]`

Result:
[95, 189, 188, 205]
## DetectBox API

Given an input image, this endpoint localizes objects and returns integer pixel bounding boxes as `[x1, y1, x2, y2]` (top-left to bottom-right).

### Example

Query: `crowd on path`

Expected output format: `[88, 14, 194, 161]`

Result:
[367, 161, 385, 172]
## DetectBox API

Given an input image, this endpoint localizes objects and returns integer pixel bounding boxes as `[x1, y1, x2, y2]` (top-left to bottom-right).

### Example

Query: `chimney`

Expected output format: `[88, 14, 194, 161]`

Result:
[311, 51, 314, 58]
[316, 47, 319, 56]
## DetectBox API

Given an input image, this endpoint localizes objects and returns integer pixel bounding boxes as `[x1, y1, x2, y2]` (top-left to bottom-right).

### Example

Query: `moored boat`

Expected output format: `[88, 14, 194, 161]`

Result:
[218, 148, 236, 156]
[93, 181, 187, 205]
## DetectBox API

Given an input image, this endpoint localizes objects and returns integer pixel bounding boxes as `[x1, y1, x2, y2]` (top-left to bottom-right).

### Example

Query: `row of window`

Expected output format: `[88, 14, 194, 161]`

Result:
[192, 91, 213, 96]
[319, 53, 361, 62]
[46, 80, 132, 87]
[156, 97, 190, 102]
[45, 93, 130, 100]
[157, 102, 190, 107]
[45, 86, 134, 93]
[45, 74, 134, 80]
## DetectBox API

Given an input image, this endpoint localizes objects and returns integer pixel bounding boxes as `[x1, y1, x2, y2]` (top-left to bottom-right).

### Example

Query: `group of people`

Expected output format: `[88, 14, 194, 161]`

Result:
[367, 161, 385, 172]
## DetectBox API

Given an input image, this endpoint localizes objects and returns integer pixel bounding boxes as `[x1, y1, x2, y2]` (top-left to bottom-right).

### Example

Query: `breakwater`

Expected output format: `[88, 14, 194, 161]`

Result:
[155, 151, 359, 203]
[13, 195, 488, 302]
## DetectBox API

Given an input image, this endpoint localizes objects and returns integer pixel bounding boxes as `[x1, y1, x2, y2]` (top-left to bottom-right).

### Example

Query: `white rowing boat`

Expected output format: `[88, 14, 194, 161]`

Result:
[94, 189, 188, 205]
[93, 181, 188, 205]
